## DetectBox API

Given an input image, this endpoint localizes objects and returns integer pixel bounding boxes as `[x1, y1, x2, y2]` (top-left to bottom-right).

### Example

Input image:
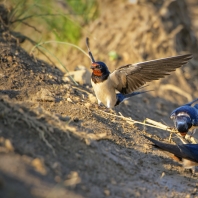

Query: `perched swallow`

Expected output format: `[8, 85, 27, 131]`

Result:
[170, 98, 198, 137]
[144, 135, 198, 174]
[86, 38, 192, 108]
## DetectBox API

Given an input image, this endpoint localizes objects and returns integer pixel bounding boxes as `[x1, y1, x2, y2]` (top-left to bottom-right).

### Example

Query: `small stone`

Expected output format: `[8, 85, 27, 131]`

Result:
[48, 74, 53, 79]
[31, 158, 47, 175]
[12, 63, 18, 67]
[7, 56, 12, 62]
[59, 116, 70, 122]
[72, 97, 80, 102]
[64, 171, 81, 187]
[5, 139, 14, 152]
[85, 103, 91, 108]
[104, 189, 110, 196]
[63, 84, 71, 89]
[160, 172, 165, 179]
[67, 98, 73, 103]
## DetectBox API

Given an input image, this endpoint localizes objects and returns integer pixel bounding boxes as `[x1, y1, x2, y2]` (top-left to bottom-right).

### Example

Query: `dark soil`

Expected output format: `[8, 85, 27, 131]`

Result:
[0, 1, 198, 198]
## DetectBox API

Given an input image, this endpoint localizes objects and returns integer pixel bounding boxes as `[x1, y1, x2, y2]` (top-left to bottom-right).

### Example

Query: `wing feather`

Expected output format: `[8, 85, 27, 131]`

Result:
[110, 54, 192, 94]
[144, 135, 198, 163]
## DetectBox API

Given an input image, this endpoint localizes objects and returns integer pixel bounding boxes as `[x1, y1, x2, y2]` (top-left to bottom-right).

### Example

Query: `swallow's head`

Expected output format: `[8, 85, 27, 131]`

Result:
[171, 112, 192, 134]
[90, 61, 110, 76]
[86, 38, 110, 78]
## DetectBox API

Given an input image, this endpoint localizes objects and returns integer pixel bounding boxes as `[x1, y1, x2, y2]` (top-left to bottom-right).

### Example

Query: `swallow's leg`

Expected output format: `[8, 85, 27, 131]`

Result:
[106, 99, 111, 109]
[97, 99, 102, 106]
[95, 99, 105, 109]
[190, 166, 196, 176]
[190, 129, 197, 138]
[96, 99, 109, 110]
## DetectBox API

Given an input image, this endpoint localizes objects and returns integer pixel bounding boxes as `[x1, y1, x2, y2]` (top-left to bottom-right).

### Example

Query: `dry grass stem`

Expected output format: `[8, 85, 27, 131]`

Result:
[98, 110, 177, 133]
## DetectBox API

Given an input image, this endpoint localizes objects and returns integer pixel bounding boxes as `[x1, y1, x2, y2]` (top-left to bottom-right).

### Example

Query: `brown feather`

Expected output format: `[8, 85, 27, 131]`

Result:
[110, 54, 192, 94]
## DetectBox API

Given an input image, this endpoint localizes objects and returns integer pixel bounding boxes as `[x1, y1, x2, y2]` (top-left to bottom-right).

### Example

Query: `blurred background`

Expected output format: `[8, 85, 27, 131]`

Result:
[3, 0, 198, 103]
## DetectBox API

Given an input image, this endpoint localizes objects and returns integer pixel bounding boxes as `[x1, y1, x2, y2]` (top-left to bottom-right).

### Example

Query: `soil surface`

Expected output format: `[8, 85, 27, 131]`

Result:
[0, 1, 198, 198]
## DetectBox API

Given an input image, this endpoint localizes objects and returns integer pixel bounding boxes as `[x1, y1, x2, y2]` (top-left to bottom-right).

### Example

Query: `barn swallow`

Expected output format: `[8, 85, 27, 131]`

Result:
[170, 98, 198, 137]
[86, 38, 192, 108]
[144, 135, 198, 174]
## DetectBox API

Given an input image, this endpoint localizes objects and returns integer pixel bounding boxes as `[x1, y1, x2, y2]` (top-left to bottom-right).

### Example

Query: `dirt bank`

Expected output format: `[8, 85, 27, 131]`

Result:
[0, 1, 198, 198]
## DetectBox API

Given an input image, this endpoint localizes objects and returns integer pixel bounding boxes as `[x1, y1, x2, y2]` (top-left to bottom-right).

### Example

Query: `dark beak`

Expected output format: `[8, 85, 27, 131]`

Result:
[90, 66, 95, 69]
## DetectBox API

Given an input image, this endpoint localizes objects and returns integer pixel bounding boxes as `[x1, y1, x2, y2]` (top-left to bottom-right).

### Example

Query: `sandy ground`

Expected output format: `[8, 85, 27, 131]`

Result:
[0, 1, 198, 198]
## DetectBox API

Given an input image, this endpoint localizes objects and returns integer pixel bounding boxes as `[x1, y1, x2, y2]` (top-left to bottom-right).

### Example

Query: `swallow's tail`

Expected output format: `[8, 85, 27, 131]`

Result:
[144, 135, 198, 171]
[86, 37, 95, 63]
[115, 90, 152, 106]
[124, 90, 152, 98]
[143, 135, 182, 157]
[185, 98, 198, 106]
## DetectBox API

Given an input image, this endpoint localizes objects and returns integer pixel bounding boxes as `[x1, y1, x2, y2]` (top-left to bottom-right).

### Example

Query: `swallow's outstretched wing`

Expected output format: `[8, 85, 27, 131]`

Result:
[110, 54, 192, 94]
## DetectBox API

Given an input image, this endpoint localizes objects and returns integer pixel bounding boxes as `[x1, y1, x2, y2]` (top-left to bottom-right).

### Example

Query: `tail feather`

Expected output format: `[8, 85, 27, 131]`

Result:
[144, 135, 180, 154]
[116, 90, 152, 106]
[124, 90, 152, 98]
[184, 98, 198, 107]
[144, 135, 198, 163]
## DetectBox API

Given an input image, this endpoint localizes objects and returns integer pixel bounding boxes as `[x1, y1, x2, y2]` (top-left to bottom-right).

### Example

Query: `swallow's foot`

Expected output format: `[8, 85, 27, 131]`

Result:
[97, 100, 102, 106]
[184, 167, 197, 176]
[190, 167, 197, 177]
[95, 103, 106, 110]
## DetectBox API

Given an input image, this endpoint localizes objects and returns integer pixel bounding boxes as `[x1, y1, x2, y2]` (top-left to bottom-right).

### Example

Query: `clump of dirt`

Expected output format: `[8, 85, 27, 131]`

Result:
[0, 2, 198, 198]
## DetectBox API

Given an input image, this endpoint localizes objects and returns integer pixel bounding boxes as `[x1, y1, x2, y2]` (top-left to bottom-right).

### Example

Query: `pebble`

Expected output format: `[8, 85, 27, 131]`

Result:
[104, 189, 110, 196]
[64, 171, 81, 187]
[67, 98, 73, 103]
[31, 158, 47, 175]
[5, 139, 14, 152]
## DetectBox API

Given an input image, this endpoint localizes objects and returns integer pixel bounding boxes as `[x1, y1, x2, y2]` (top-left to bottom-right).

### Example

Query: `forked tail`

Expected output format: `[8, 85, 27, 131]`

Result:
[86, 37, 95, 63]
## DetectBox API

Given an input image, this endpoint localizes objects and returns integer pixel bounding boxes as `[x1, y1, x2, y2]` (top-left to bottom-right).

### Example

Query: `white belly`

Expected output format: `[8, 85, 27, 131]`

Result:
[91, 78, 117, 108]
